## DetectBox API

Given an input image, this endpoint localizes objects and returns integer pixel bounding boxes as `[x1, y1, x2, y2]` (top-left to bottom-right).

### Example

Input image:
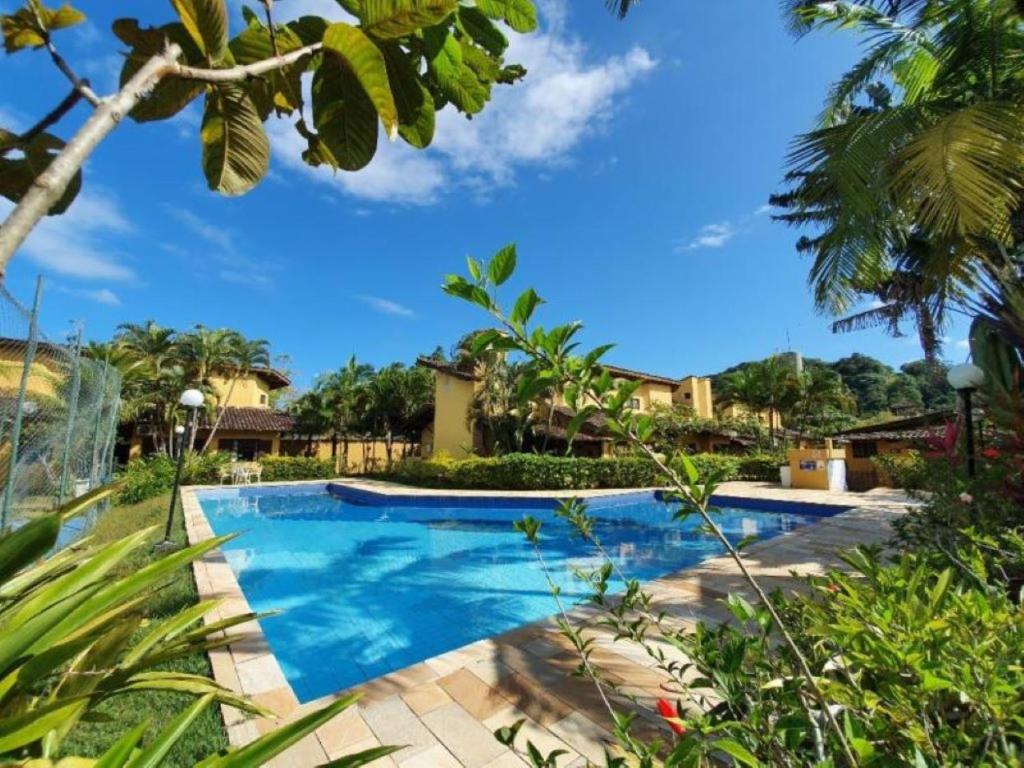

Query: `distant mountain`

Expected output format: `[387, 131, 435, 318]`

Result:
[711, 353, 955, 418]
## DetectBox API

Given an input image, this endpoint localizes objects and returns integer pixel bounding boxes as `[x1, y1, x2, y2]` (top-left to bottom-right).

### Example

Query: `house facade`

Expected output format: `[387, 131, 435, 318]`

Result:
[417, 357, 746, 458]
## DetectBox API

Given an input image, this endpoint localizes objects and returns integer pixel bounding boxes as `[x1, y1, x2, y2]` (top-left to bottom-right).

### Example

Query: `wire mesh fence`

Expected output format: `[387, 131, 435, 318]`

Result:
[0, 278, 121, 532]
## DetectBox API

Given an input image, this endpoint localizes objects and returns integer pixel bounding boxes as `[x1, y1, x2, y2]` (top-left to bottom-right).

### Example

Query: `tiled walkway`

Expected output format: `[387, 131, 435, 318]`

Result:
[181, 481, 912, 767]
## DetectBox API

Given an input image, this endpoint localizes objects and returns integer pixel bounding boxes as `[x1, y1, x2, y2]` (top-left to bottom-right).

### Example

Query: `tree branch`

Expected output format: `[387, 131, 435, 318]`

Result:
[169, 42, 321, 83]
[0, 45, 184, 276]
[17, 86, 83, 145]
[260, 0, 281, 58]
[44, 36, 101, 106]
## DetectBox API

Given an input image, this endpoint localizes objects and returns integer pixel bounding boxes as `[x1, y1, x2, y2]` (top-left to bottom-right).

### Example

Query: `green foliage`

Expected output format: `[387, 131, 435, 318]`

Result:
[259, 456, 335, 481]
[115, 452, 231, 505]
[382, 453, 665, 490]
[872, 449, 927, 489]
[0, 0, 536, 211]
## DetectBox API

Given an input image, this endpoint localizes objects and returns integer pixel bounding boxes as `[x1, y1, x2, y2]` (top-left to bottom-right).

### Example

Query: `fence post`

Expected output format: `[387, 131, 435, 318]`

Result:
[88, 362, 110, 488]
[99, 393, 120, 483]
[57, 326, 83, 506]
[1, 276, 43, 530]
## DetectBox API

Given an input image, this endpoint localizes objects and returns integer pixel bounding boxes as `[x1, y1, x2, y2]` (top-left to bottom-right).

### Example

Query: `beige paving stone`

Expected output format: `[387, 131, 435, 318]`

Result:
[548, 712, 616, 765]
[421, 702, 510, 768]
[438, 668, 510, 720]
[402, 681, 453, 716]
[264, 733, 328, 767]
[361, 695, 439, 760]
[468, 657, 515, 687]
[396, 743, 463, 768]
[226, 718, 260, 747]
[316, 706, 375, 757]
[483, 705, 580, 766]
[482, 753, 529, 767]
[235, 653, 289, 696]
[491, 672, 573, 726]
[251, 685, 300, 718]
[328, 736, 399, 766]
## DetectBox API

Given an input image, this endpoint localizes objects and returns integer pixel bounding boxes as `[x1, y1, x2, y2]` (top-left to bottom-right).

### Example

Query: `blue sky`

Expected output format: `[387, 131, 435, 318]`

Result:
[0, 0, 973, 389]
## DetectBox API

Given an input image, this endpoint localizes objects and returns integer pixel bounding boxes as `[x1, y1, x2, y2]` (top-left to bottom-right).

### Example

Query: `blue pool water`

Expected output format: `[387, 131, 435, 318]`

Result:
[196, 484, 832, 701]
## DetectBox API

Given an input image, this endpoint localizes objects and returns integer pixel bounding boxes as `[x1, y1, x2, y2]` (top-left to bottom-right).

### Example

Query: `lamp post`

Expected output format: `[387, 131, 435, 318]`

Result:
[157, 388, 204, 551]
[947, 363, 985, 477]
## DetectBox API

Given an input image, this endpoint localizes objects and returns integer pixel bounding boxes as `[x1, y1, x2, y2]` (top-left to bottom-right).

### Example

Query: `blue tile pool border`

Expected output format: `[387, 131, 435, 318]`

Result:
[192, 481, 853, 518]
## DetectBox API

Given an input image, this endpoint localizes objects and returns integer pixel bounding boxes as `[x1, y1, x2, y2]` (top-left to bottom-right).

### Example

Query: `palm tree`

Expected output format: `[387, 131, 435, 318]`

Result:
[317, 356, 374, 467]
[176, 327, 239, 450]
[288, 390, 330, 457]
[200, 336, 271, 452]
[468, 358, 533, 455]
[718, 357, 797, 449]
[776, 0, 1024, 326]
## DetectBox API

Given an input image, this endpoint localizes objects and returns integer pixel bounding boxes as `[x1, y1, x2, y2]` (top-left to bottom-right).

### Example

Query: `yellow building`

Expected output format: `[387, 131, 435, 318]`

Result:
[0, 339, 67, 403]
[417, 357, 726, 458]
[832, 410, 952, 490]
[717, 402, 782, 429]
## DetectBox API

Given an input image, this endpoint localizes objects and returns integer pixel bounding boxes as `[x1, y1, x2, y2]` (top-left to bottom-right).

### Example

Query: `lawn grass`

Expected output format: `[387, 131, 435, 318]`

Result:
[60, 493, 230, 765]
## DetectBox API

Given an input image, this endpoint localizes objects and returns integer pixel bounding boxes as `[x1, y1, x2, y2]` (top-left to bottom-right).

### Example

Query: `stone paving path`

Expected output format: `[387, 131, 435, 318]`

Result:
[181, 481, 912, 767]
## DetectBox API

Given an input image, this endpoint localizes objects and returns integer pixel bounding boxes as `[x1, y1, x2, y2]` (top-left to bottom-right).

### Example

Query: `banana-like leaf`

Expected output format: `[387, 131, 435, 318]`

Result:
[116, 671, 271, 716]
[0, 694, 90, 753]
[311, 57, 379, 170]
[0, 513, 60, 584]
[93, 721, 149, 768]
[43, 533, 237, 650]
[322, 23, 399, 138]
[57, 482, 119, 522]
[126, 694, 214, 768]
[380, 42, 434, 148]
[201, 84, 271, 195]
[475, 0, 537, 32]
[194, 692, 363, 768]
[119, 599, 220, 666]
[112, 19, 205, 122]
[171, 0, 229, 61]
[0, 537, 95, 601]
[0, 129, 82, 214]
[361, 0, 457, 39]
[324, 745, 405, 766]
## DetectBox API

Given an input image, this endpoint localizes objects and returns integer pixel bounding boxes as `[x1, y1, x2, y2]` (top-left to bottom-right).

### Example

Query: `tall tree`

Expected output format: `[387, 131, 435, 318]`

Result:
[317, 356, 374, 467]
[200, 335, 271, 452]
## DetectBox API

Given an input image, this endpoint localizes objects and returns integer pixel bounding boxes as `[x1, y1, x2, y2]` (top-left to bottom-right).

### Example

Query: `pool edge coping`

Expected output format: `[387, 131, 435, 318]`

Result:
[179, 479, 913, 761]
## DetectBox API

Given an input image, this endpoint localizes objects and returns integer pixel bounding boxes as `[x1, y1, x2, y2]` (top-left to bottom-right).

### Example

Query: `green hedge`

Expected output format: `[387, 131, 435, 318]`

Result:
[115, 453, 337, 505]
[380, 454, 660, 490]
[735, 453, 787, 481]
[872, 450, 927, 489]
[259, 456, 336, 482]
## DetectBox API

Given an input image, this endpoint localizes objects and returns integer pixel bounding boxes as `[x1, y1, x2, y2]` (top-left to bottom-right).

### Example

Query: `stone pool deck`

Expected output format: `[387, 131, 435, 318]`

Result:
[180, 480, 914, 767]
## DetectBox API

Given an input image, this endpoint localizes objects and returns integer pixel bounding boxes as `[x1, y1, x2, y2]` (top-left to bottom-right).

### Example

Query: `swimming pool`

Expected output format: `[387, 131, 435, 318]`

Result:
[195, 484, 839, 702]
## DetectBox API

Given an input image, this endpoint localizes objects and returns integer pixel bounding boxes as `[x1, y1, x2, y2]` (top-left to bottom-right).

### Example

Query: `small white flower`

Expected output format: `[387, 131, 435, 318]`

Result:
[959, 492, 973, 504]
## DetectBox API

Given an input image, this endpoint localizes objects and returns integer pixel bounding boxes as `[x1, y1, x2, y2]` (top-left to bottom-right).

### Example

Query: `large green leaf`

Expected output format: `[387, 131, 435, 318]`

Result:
[112, 19, 205, 122]
[380, 42, 435, 147]
[427, 32, 489, 114]
[311, 57, 379, 170]
[361, 0, 457, 39]
[475, 0, 537, 33]
[457, 6, 508, 55]
[0, 129, 81, 214]
[201, 83, 270, 195]
[322, 22, 399, 138]
[125, 694, 214, 768]
[170, 0, 229, 60]
[229, 23, 306, 117]
[0, 513, 60, 584]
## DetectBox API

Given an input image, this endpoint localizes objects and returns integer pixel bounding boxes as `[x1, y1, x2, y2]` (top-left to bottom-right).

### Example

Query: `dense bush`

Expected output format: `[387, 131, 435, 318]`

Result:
[736, 452, 786, 481]
[115, 452, 231, 505]
[382, 453, 664, 490]
[872, 449, 928, 489]
[260, 456, 336, 481]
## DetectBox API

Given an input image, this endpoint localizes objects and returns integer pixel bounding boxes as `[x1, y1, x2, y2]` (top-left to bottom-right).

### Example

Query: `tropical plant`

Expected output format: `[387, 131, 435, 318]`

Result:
[200, 335, 271, 452]
[316, 355, 374, 466]
[0, 484, 395, 765]
[0, 0, 539, 273]
[773, 0, 1024, 353]
[361, 363, 433, 468]
[716, 357, 796, 448]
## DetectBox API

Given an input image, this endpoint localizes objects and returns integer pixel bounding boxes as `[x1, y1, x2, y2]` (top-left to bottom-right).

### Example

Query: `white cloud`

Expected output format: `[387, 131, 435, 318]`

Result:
[680, 221, 736, 251]
[754, 204, 772, 216]
[955, 338, 970, 350]
[168, 208, 235, 252]
[266, 0, 655, 205]
[164, 207, 275, 287]
[55, 284, 122, 306]
[357, 294, 414, 317]
[0, 190, 135, 280]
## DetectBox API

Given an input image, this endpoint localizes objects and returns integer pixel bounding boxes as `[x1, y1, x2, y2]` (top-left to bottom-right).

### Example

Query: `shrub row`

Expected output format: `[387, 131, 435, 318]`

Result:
[380, 452, 786, 491]
[115, 453, 336, 504]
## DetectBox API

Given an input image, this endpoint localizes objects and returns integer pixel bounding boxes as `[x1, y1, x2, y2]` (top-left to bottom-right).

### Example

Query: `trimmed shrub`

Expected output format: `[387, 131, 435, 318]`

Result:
[260, 456, 336, 482]
[736, 452, 787, 481]
[381, 454, 664, 491]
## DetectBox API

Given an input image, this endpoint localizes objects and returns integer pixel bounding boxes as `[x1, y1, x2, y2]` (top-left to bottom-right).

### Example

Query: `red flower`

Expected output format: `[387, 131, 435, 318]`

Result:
[657, 698, 686, 735]
[825, 582, 841, 593]
[982, 447, 1001, 460]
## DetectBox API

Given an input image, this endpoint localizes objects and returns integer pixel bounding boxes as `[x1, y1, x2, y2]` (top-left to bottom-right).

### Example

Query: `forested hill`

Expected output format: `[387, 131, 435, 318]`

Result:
[712, 353, 956, 418]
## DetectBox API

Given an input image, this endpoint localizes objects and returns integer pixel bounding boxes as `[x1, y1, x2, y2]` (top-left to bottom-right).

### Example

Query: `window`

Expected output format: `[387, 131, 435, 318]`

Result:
[852, 441, 878, 459]
[628, 397, 641, 410]
[218, 438, 273, 460]
[683, 392, 692, 400]
[259, 393, 267, 405]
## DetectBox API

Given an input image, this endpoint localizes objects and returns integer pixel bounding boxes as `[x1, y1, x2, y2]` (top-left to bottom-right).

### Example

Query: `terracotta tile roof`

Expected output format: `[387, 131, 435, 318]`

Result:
[416, 356, 478, 381]
[600, 364, 681, 388]
[832, 410, 956, 442]
[212, 407, 295, 432]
